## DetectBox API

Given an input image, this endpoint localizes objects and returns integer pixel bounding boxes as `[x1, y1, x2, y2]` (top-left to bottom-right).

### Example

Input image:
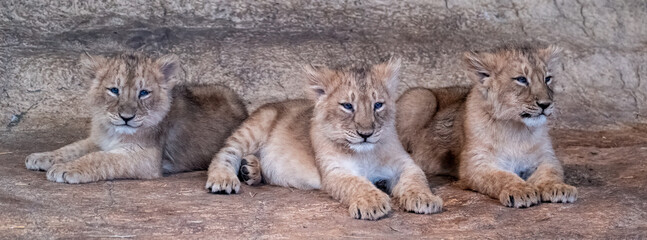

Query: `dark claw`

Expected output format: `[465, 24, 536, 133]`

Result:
[357, 209, 362, 219]
[62, 172, 67, 180]
[209, 189, 231, 195]
[509, 196, 515, 207]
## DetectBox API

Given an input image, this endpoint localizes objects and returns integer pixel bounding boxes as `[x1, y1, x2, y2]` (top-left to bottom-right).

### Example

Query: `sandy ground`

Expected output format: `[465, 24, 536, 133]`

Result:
[1, 126, 646, 239]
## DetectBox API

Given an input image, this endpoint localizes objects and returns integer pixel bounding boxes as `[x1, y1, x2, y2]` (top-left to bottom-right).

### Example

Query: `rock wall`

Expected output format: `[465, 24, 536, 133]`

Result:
[1, 0, 646, 131]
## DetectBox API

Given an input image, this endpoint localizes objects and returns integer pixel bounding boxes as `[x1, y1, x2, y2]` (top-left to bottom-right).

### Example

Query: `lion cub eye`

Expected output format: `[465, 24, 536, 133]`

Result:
[545, 76, 552, 84]
[139, 90, 151, 99]
[107, 87, 120, 96]
[340, 103, 354, 111]
[478, 72, 490, 78]
[513, 76, 528, 85]
[374, 102, 384, 110]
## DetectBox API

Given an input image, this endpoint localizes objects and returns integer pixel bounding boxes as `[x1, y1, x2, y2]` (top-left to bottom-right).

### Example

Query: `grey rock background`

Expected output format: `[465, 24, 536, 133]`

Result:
[1, 0, 646, 131]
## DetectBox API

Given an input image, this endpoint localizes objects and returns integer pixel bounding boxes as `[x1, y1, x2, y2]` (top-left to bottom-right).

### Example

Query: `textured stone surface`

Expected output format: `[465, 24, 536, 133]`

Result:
[1, 0, 647, 131]
[1, 127, 646, 238]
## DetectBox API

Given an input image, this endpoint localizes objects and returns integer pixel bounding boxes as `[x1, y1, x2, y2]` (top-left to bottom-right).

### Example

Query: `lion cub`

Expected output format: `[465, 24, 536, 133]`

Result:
[206, 58, 443, 220]
[25, 53, 247, 183]
[397, 45, 577, 208]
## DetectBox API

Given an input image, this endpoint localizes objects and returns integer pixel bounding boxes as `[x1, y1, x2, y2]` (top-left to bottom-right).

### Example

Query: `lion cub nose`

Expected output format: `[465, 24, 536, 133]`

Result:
[357, 131, 374, 140]
[119, 113, 135, 123]
[537, 101, 552, 110]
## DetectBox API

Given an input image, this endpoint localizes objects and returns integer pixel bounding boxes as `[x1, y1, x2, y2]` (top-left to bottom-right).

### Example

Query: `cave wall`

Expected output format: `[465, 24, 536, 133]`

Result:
[1, 0, 646, 131]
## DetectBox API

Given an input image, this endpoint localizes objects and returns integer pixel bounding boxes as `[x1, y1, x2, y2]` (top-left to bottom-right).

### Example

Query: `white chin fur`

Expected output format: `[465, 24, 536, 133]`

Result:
[349, 143, 375, 152]
[113, 126, 138, 135]
[522, 115, 547, 127]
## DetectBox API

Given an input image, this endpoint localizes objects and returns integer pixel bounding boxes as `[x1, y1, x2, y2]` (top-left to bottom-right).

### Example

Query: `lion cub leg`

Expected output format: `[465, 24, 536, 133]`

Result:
[323, 169, 392, 220]
[46, 146, 162, 184]
[206, 109, 277, 194]
[238, 155, 262, 186]
[462, 158, 540, 208]
[26, 138, 98, 171]
[527, 160, 577, 203]
[391, 161, 443, 214]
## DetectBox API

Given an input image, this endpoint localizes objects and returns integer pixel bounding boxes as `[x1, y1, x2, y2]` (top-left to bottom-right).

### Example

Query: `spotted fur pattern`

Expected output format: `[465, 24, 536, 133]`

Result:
[396, 45, 577, 208]
[25, 53, 247, 183]
[206, 58, 442, 220]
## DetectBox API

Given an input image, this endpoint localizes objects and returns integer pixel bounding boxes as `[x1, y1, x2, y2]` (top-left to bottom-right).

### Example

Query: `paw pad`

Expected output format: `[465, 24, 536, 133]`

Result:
[237, 155, 262, 186]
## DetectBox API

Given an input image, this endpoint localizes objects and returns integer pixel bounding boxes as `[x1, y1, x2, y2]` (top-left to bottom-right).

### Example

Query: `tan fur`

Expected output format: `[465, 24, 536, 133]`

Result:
[25, 53, 248, 183]
[397, 45, 577, 208]
[206, 59, 442, 220]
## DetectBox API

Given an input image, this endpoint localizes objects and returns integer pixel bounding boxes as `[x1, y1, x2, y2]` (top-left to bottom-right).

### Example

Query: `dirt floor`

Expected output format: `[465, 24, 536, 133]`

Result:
[1, 126, 646, 239]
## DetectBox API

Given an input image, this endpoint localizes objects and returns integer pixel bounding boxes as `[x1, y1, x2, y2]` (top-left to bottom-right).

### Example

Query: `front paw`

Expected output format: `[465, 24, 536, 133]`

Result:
[536, 182, 578, 203]
[25, 152, 56, 171]
[397, 189, 443, 214]
[46, 163, 93, 184]
[499, 183, 540, 208]
[348, 190, 392, 220]
[206, 168, 240, 194]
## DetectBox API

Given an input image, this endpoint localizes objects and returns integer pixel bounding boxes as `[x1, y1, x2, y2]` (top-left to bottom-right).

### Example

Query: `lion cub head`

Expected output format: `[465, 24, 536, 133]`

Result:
[80, 53, 179, 134]
[304, 58, 401, 152]
[463, 45, 562, 127]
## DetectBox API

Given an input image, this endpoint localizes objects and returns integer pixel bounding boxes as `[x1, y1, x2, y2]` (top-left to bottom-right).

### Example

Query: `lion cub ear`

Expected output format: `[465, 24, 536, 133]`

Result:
[79, 52, 106, 80]
[303, 64, 335, 101]
[538, 45, 562, 71]
[462, 51, 494, 85]
[373, 57, 402, 95]
[154, 54, 180, 83]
